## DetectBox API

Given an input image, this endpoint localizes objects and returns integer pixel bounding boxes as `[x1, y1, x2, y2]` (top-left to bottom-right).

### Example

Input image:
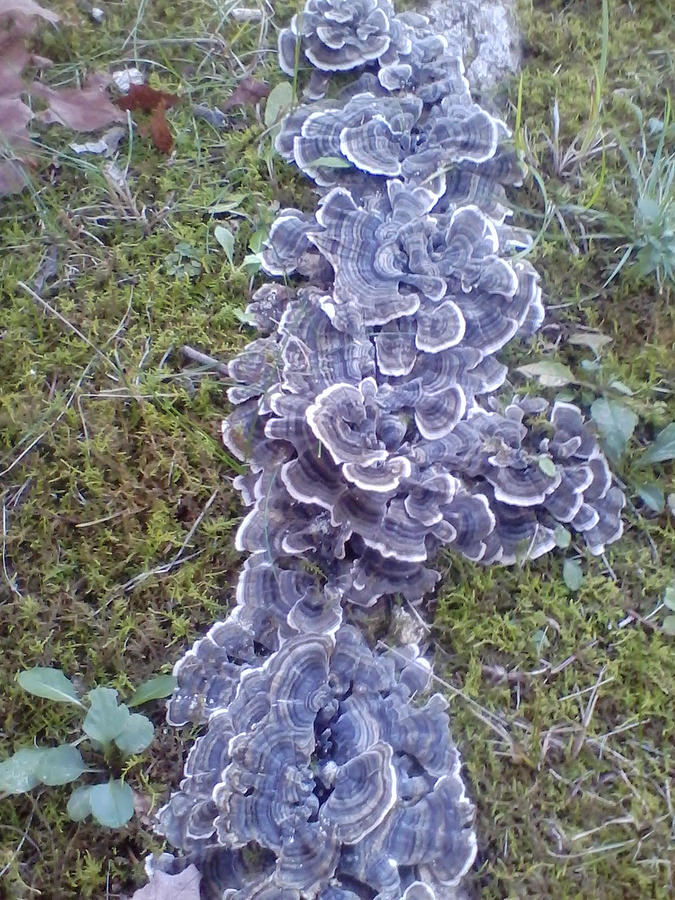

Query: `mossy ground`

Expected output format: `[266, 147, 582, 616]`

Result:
[0, 0, 672, 897]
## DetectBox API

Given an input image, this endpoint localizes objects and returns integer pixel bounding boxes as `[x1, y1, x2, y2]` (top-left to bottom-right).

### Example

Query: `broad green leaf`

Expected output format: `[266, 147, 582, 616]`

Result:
[83, 688, 130, 744]
[563, 558, 583, 592]
[517, 361, 575, 388]
[554, 524, 571, 549]
[568, 331, 612, 355]
[308, 155, 352, 169]
[67, 785, 93, 821]
[34, 745, 86, 786]
[636, 482, 665, 513]
[128, 674, 177, 707]
[0, 748, 45, 793]
[639, 423, 675, 465]
[114, 714, 155, 757]
[89, 779, 134, 828]
[17, 668, 83, 706]
[662, 615, 675, 637]
[213, 225, 235, 265]
[538, 455, 557, 477]
[264, 81, 293, 127]
[590, 398, 638, 464]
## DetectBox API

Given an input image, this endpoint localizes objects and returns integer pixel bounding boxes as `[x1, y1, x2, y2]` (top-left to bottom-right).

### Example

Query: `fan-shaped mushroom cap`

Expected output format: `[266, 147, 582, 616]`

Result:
[278, 0, 395, 76]
[261, 209, 317, 277]
[321, 741, 397, 842]
[415, 299, 466, 352]
[306, 379, 386, 466]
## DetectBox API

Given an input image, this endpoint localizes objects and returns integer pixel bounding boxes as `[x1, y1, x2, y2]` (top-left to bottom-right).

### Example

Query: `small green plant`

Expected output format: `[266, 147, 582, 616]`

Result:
[165, 241, 204, 278]
[0, 669, 176, 828]
[603, 97, 675, 291]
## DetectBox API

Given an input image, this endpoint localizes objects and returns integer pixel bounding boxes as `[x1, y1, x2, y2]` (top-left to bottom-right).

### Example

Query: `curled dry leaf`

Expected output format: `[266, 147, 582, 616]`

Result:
[117, 82, 179, 113]
[148, 102, 173, 154]
[0, 97, 34, 194]
[111, 67, 144, 92]
[130, 865, 201, 900]
[221, 75, 270, 111]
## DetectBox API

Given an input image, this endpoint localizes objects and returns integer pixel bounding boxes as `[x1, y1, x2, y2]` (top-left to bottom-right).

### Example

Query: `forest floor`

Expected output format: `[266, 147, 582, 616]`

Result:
[0, 0, 673, 897]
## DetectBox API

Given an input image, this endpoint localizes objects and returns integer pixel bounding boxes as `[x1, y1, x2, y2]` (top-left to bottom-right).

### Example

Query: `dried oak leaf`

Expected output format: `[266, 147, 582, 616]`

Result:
[0, 0, 59, 24]
[221, 75, 269, 111]
[117, 82, 179, 113]
[130, 865, 201, 900]
[0, 95, 32, 144]
[148, 101, 172, 153]
[34, 72, 126, 131]
[0, 97, 35, 194]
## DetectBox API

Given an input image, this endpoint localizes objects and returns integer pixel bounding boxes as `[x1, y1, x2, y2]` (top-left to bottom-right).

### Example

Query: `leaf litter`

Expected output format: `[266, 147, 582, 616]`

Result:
[116, 83, 180, 155]
[0, 0, 125, 194]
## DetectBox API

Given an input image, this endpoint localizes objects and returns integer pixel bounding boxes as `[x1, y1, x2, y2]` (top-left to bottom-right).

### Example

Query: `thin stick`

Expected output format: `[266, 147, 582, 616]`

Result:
[181, 344, 230, 376]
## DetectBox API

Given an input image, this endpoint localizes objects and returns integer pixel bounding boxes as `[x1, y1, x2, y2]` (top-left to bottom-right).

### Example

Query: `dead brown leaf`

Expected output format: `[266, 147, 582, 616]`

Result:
[0, 158, 31, 194]
[0, 96, 35, 194]
[0, 0, 59, 23]
[149, 101, 173, 154]
[129, 865, 201, 900]
[117, 82, 179, 113]
[0, 96, 32, 143]
[34, 72, 126, 132]
[221, 75, 270, 111]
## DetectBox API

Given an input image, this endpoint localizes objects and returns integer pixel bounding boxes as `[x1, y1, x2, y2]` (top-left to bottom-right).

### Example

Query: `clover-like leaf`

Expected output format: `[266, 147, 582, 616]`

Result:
[590, 398, 638, 465]
[67, 784, 94, 821]
[517, 361, 575, 388]
[0, 748, 45, 793]
[83, 688, 130, 744]
[636, 482, 665, 513]
[639, 422, 675, 466]
[89, 779, 135, 828]
[34, 745, 86, 786]
[554, 524, 571, 549]
[568, 331, 612, 355]
[265, 81, 293, 127]
[538, 455, 557, 477]
[308, 155, 353, 169]
[128, 674, 177, 707]
[213, 225, 235, 266]
[114, 714, 155, 757]
[563, 558, 583, 592]
[663, 582, 675, 612]
[17, 668, 83, 706]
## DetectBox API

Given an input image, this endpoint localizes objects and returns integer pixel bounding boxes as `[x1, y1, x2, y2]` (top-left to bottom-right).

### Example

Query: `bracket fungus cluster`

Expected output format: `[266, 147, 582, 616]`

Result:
[159, 625, 475, 899]
[157, 1, 625, 897]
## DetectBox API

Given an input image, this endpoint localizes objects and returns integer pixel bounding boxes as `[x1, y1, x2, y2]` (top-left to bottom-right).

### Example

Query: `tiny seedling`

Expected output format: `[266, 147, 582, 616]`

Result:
[0, 669, 176, 828]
